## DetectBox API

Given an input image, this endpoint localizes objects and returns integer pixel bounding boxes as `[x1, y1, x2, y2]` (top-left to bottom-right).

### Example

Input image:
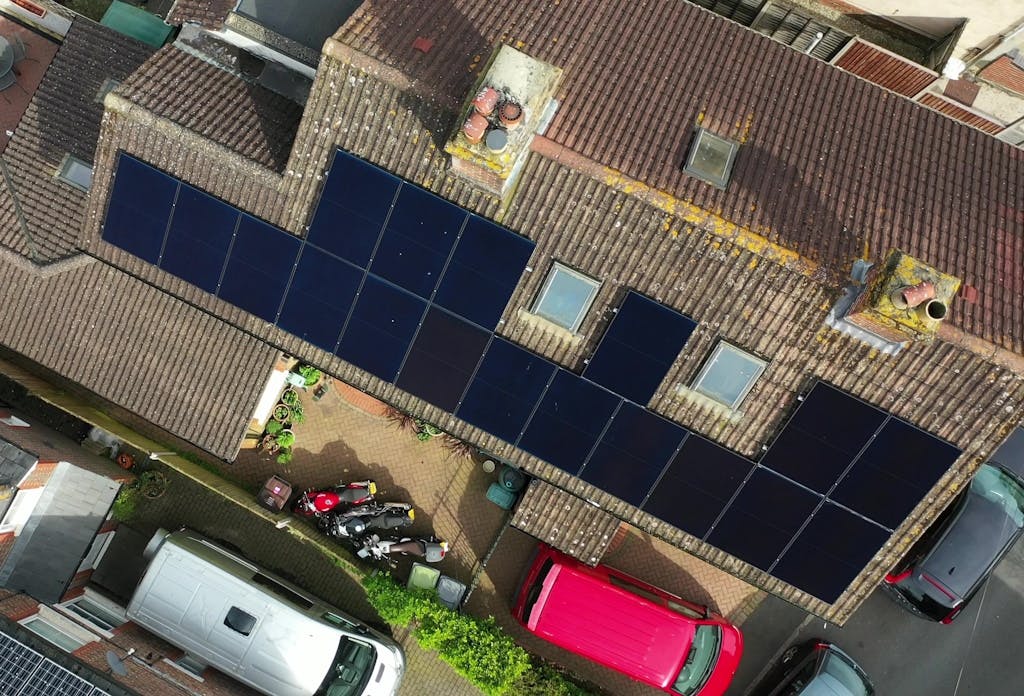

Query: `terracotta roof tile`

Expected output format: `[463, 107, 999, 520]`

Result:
[511, 479, 620, 565]
[978, 55, 1024, 96]
[0, 19, 153, 263]
[918, 93, 1003, 135]
[117, 46, 303, 172]
[333, 0, 1024, 354]
[943, 78, 980, 106]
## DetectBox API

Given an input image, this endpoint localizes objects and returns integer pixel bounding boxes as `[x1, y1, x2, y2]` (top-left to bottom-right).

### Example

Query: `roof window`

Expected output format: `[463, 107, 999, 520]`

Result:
[691, 341, 766, 408]
[533, 262, 600, 332]
[57, 155, 93, 191]
[682, 128, 739, 189]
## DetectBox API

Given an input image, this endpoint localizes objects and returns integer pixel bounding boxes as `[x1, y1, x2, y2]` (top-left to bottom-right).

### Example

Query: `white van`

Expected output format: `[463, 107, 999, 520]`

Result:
[126, 528, 404, 696]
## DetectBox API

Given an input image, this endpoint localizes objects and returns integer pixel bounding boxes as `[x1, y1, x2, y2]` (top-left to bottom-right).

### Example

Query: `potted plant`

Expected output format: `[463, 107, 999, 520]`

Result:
[415, 419, 443, 442]
[289, 402, 305, 425]
[277, 430, 295, 449]
[281, 388, 300, 407]
[264, 420, 283, 436]
[138, 470, 168, 499]
[276, 449, 293, 465]
[272, 403, 291, 423]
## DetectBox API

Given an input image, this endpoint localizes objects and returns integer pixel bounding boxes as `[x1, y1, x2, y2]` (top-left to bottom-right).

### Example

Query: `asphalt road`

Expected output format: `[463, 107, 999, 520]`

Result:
[729, 537, 1024, 696]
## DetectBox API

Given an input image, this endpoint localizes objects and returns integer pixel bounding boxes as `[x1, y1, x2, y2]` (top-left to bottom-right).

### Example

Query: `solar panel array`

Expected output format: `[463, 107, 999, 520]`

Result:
[0, 631, 110, 696]
[101, 150, 963, 603]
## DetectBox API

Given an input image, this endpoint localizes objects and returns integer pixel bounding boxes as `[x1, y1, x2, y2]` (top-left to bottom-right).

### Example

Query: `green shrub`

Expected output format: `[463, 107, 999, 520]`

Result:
[111, 486, 138, 521]
[281, 389, 299, 406]
[264, 420, 283, 435]
[297, 365, 322, 387]
[290, 402, 306, 425]
[363, 574, 531, 695]
[509, 661, 594, 696]
[276, 431, 296, 448]
[276, 449, 293, 465]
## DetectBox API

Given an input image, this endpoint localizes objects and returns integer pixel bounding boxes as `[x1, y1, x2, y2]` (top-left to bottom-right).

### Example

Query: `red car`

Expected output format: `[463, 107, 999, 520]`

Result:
[513, 544, 742, 695]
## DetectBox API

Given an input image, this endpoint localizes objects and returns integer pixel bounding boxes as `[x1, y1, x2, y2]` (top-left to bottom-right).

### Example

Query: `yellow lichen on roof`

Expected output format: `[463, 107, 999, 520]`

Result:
[599, 166, 815, 274]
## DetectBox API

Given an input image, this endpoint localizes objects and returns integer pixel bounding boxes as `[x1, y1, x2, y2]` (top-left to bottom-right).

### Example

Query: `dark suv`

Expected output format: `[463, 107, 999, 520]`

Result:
[883, 450, 1024, 623]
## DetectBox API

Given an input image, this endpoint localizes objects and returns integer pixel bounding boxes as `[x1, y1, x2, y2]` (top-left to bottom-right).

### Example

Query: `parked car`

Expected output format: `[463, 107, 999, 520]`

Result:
[883, 460, 1024, 623]
[751, 640, 873, 696]
[512, 543, 742, 695]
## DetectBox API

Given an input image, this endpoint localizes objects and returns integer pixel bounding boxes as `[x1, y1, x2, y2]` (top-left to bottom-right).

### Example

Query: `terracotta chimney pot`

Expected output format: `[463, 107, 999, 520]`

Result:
[472, 86, 500, 116]
[463, 112, 489, 144]
[498, 100, 523, 129]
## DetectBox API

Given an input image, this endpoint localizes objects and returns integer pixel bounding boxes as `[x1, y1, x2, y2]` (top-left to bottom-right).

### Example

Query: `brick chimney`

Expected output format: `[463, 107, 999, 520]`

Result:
[445, 45, 562, 200]
[844, 249, 961, 343]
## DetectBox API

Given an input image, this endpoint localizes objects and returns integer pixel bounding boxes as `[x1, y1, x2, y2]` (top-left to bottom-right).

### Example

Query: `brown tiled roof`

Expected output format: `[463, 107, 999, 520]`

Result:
[116, 45, 303, 172]
[918, 93, 1004, 135]
[0, 260, 276, 460]
[832, 39, 936, 97]
[0, 19, 153, 263]
[166, 0, 235, 29]
[943, 78, 980, 106]
[334, 0, 1024, 355]
[978, 55, 1024, 96]
[511, 479, 620, 565]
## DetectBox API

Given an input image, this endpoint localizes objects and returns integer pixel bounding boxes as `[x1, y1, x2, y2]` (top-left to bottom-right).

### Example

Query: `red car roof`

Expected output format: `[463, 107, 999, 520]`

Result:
[528, 563, 696, 688]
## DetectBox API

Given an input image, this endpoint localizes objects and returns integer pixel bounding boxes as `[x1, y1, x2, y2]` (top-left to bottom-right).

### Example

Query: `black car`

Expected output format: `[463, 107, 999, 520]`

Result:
[752, 640, 873, 696]
[883, 456, 1024, 623]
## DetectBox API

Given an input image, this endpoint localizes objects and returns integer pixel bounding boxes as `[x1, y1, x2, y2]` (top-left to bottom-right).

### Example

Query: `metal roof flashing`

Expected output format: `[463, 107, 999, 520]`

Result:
[445, 45, 562, 200]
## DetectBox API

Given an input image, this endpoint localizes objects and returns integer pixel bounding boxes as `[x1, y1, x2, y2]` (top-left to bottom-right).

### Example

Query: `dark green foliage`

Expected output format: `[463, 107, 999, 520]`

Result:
[363, 574, 531, 695]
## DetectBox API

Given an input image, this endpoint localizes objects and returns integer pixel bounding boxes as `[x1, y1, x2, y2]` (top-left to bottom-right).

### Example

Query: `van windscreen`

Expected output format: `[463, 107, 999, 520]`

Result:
[522, 558, 554, 623]
[672, 625, 720, 695]
[316, 636, 376, 696]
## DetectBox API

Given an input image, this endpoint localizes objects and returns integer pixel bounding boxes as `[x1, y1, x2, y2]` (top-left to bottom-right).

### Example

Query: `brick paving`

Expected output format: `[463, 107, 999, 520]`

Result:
[98, 375, 759, 696]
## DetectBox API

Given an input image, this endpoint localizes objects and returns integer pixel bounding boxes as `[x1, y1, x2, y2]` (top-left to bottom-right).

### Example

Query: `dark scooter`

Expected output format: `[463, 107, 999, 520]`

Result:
[318, 502, 415, 539]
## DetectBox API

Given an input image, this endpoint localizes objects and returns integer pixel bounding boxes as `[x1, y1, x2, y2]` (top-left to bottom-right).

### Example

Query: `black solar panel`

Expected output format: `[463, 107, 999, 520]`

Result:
[396, 307, 490, 411]
[277, 247, 363, 351]
[584, 291, 696, 404]
[772, 502, 890, 603]
[218, 215, 300, 322]
[707, 467, 821, 570]
[832, 418, 961, 529]
[336, 276, 426, 381]
[456, 337, 557, 444]
[160, 183, 238, 292]
[102, 155, 177, 263]
[370, 184, 463, 298]
[519, 370, 622, 474]
[433, 216, 535, 330]
[759, 382, 887, 494]
[580, 403, 687, 506]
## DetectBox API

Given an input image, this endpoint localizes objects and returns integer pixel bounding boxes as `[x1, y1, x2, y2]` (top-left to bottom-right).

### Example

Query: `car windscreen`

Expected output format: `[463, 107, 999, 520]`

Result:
[921, 464, 1024, 597]
[316, 636, 377, 696]
[672, 625, 720, 695]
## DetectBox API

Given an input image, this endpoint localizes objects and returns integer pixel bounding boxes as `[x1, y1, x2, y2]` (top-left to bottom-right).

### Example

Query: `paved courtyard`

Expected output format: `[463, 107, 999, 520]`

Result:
[110, 377, 760, 695]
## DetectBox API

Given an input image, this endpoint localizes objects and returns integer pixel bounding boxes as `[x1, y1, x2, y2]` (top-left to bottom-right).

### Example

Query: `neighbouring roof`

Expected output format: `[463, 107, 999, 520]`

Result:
[115, 45, 303, 172]
[0, 439, 35, 488]
[334, 0, 1024, 355]
[978, 54, 1024, 96]
[0, 462, 118, 603]
[0, 260, 277, 460]
[0, 18, 153, 263]
[166, 0, 235, 29]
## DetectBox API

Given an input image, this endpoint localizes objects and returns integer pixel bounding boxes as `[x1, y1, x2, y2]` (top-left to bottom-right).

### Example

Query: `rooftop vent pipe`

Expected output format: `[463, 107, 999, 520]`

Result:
[890, 281, 935, 309]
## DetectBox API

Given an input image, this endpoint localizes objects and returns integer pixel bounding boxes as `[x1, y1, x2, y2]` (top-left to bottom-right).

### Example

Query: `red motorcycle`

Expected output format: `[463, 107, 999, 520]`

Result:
[293, 480, 377, 517]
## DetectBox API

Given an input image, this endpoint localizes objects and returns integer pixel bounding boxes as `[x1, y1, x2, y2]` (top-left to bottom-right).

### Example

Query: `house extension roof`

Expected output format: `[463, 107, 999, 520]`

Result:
[335, 0, 1024, 355]
[0, 19, 153, 263]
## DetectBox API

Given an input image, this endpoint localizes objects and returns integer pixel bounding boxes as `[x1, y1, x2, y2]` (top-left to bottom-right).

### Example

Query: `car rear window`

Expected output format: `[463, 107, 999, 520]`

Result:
[820, 652, 871, 696]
